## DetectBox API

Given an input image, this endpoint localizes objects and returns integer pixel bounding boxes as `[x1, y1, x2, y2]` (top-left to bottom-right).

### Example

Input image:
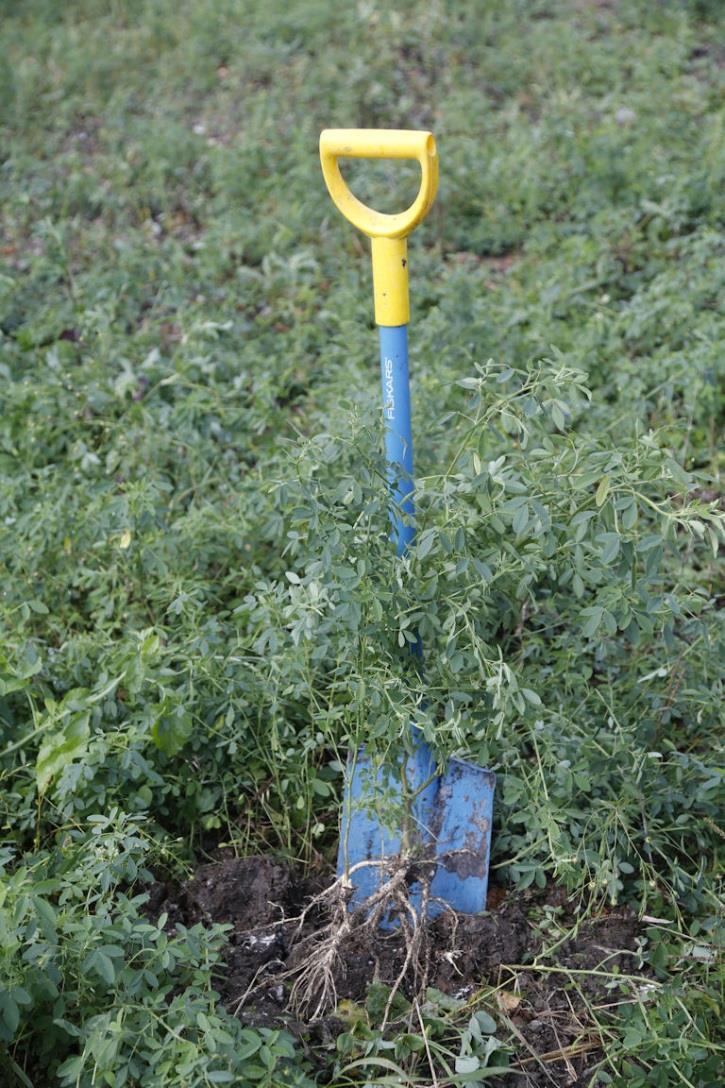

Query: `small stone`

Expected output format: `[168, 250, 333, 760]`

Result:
[615, 107, 636, 125]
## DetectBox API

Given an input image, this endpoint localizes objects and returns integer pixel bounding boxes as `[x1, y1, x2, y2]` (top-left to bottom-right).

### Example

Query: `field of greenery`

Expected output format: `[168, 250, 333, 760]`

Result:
[1, 1, 723, 1085]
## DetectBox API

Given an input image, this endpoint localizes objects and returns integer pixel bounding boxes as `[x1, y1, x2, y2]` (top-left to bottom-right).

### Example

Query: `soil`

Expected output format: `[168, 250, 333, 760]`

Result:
[148, 857, 647, 1087]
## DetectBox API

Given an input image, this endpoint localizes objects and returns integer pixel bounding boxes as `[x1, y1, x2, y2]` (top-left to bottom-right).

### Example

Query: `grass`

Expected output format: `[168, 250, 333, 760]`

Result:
[0, 0, 723, 1085]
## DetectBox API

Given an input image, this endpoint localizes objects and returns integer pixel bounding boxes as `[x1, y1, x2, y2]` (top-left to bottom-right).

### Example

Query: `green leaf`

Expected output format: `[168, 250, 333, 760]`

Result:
[396, 1032, 425, 1053]
[512, 504, 529, 535]
[621, 500, 638, 529]
[237, 1031, 262, 1062]
[473, 559, 493, 583]
[595, 476, 610, 507]
[57, 1056, 85, 1080]
[472, 1010, 497, 1034]
[581, 606, 603, 638]
[240, 1067, 267, 1081]
[572, 510, 596, 541]
[599, 533, 621, 564]
[416, 529, 436, 560]
[0, 993, 19, 1036]
[36, 713, 90, 794]
[86, 948, 116, 985]
[665, 457, 691, 490]
[602, 608, 617, 636]
[99, 944, 124, 960]
[708, 527, 720, 558]
[450, 1067, 512, 1083]
[33, 895, 57, 937]
[550, 401, 567, 430]
[340, 1057, 411, 1076]
[53, 1018, 84, 1038]
[151, 704, 193, 756]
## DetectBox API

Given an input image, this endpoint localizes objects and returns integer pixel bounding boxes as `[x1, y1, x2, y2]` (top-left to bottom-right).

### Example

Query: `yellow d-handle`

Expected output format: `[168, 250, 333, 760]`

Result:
[319, 129, 439, 325]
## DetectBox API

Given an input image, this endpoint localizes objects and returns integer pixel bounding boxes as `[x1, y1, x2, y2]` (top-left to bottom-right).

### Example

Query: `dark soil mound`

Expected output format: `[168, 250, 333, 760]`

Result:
[148, 856, 645, 1087]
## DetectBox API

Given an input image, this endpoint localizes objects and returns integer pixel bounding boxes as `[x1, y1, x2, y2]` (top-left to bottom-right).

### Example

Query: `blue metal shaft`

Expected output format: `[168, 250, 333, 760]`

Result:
[378, 324, 415, 556]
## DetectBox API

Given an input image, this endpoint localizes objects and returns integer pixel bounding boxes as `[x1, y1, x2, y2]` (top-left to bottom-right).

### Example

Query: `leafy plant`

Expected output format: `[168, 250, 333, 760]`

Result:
[0, 815, 313, 1087]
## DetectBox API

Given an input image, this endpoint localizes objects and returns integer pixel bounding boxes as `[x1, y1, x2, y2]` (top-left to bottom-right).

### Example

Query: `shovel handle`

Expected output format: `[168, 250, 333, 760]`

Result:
[319, 128, 438, 324]
[319, 129, 438, 240]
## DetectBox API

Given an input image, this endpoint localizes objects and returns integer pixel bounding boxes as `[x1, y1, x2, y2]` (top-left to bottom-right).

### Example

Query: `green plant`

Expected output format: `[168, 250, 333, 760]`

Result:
[0, 815, 314, 1087]
[333, 985, 511, 1086]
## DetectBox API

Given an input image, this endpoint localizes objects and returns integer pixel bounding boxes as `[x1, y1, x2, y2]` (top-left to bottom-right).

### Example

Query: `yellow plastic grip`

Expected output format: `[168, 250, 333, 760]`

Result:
[319, 128, 439, 325]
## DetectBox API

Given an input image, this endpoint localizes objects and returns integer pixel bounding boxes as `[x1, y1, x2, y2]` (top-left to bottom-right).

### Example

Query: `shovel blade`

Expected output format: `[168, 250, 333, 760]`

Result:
[337, 742, 438, 915]
[428, 757, 495, 915]
[337, 747, 495, 918]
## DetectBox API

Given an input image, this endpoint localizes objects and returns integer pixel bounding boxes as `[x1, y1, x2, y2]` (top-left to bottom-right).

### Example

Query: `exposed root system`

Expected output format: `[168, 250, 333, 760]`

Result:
[282, 856, 432, 1022]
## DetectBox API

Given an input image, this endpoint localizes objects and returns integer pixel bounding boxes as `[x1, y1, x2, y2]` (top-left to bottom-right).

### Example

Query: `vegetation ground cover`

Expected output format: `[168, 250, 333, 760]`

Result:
[0, 1, 723, 1085]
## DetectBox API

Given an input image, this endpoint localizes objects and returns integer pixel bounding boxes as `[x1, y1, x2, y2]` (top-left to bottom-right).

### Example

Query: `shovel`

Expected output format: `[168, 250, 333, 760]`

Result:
[320, 129, 495, 918]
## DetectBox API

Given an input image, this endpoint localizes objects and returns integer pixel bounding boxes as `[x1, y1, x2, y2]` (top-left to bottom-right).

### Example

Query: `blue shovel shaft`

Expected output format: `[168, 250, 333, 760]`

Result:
[379, 325, 415, 557]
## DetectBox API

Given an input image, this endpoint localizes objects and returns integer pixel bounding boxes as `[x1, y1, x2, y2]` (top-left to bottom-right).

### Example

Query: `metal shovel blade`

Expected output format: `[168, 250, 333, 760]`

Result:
[337, 746, 495, 918]
[337, 740, 438, 916]
[428, 757, 496, 915]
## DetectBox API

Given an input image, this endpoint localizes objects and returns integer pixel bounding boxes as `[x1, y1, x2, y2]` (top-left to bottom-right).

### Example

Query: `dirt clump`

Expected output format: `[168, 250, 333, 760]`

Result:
[184, 856, 294, 930]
